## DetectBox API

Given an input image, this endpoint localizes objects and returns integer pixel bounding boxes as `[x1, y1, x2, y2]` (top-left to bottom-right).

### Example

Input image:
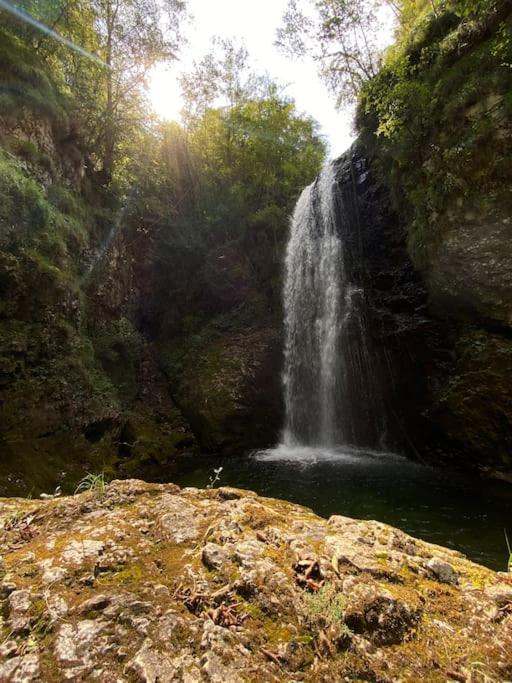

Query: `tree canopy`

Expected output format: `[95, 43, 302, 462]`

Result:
[276, 0, 393, 107]
[3, 0, 188, 183]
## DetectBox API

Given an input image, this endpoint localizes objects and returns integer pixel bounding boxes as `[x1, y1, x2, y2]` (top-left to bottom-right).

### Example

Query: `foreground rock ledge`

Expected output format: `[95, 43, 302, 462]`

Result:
[0, 480, 511, 682]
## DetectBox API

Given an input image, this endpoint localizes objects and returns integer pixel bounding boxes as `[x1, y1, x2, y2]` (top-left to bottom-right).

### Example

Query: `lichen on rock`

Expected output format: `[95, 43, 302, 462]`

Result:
[0, 479, 510, 682]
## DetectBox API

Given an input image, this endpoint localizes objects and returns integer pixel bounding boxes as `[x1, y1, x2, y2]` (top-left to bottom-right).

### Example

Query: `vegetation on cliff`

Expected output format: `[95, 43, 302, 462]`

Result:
[357, 0, 512, 265]
[0, 1, 325, 491]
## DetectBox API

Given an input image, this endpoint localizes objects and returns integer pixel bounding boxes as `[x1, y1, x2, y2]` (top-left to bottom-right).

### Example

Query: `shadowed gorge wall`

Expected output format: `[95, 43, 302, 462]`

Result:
[328, 147, 447, 458]
[0, 101, 288, 492]
[1, 0, 512, 492]
[358, 0, 512, 474]
[0, 24, 307, 491]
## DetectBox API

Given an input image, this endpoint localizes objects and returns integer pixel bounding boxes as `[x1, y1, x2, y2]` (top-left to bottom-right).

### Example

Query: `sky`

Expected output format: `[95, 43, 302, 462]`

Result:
[149, 0, 391, 158]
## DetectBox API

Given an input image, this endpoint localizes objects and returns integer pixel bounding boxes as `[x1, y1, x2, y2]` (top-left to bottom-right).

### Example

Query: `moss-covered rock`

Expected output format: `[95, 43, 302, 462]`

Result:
[0, 83, 196, 493]
[164, 320, 282, 453]
[435, 327, 512, 469]
[153, 230, 284, 455]
[0, 480, 510, 681]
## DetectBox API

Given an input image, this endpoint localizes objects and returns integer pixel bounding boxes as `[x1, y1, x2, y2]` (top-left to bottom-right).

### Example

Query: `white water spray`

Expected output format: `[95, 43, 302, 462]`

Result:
[281, 162, 386, 450]
[282, 164, 344, 446]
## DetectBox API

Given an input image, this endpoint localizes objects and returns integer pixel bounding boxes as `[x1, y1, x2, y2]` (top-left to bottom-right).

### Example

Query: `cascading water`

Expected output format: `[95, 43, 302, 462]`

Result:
[282, 164, 342, 446]
[281, 161, 387, 450]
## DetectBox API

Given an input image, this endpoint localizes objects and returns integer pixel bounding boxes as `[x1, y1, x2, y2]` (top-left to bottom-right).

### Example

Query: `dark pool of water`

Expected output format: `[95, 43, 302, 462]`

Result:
[166, 445, 512, 571]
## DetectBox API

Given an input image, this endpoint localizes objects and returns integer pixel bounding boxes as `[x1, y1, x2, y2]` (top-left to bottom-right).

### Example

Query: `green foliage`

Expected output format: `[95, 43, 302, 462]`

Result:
[94, 318, 144, 404]
[358, 0, 512, 265]
[1, 0, 187, 185]
[128, 91, 325, 326]
[47, 183, 84, 218]
[0, 26, 69, 128]
[74, 471, 107, 495]
[303, 583, 347, 629]
[0, 152, 50, 249]
[0, 152, 88, 265]
[184, 95, 325, 243]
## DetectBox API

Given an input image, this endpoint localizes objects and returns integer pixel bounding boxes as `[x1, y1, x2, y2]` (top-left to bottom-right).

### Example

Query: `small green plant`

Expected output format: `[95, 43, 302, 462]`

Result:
[74, 472, 107, 496]
[206, 466, 223, 489]
[505, 529, 512, 573]
[303, 582, 346, 628]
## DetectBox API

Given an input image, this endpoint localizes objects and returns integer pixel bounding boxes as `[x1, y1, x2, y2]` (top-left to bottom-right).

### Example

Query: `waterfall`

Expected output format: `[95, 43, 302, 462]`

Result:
[281, 162, 386, 450]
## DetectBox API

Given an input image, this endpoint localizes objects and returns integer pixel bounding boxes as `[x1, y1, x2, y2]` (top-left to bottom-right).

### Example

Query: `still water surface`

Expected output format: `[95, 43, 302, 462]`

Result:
[168, 446, 512, 571]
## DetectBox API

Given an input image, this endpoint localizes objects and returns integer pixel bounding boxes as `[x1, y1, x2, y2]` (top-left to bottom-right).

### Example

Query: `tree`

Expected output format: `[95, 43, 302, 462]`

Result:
[92, 0, 187, 183]
[276, 0, 394, 107]
[5, 0, 188, 184]
[186, 94, 326, 244]
[180, 37, 275, 123]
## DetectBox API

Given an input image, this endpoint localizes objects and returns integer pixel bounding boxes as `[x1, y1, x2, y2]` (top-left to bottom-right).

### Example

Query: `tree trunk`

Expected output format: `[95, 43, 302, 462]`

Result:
[102, 0, 115, 185]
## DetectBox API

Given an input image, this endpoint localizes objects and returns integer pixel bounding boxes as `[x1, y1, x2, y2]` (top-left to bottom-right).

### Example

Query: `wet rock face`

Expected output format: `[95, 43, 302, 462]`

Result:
[420, 208, 512, 473]
[428, 214, 512, 327]
[1, 480, 511, 682]
[334, 146, 512, 474]
[331, 148, 446, 457]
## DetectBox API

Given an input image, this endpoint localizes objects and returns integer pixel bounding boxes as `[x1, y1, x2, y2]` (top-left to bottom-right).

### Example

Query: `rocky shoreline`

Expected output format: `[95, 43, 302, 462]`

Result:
[0, 480, 511, 682]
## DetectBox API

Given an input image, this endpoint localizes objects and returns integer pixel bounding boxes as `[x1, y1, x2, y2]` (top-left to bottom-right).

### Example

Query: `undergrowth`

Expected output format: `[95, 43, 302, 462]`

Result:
[357, 0, 512, 267]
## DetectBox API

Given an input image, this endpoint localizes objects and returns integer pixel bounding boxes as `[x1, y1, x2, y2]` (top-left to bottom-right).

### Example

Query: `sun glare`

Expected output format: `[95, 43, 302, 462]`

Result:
[148, 63, 184, 122]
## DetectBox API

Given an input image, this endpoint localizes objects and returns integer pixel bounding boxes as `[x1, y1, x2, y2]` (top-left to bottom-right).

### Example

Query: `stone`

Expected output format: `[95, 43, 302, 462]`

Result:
[37, 560, 68, 585]
[152, 584, 170, 599]
[0, 581, 17, 599]
[77, 593, 111, 614]
[485, 583, 512, 607]
[344, 585, 422, 646]
[426, 557, 458, 584]
[233, 540, 264, 567]
[156, 495, 201, 543]
[61, 539, 105, 566]
[0, 653, 40, 682]
[0, 639, 18, 658]
[7, 589, 32, 635]
[46, 593, 69, 621]
[202, 543, 228, 570]
[53, 619, 108, 677]
[124, 639, 177, 682]
[200, 620, 253, 683]
[216, 487, 245, 501]
[0, 480, 510, 682]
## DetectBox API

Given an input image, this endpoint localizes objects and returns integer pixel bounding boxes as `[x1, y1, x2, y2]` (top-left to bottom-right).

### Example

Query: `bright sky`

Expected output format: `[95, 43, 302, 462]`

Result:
[149, 0, 391, 157]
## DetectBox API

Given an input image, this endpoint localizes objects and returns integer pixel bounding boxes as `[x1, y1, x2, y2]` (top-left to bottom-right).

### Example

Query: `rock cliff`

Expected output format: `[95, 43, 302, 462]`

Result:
[331, 148, 446, 457]
[2, 1, 512, 487]
[0, 480, 511, 682]
[357, 1, 512, 474]
[0, 31, 284, 491]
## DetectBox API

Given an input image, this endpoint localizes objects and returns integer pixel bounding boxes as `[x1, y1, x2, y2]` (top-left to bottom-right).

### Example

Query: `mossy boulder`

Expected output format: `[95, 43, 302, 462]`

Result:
[162, 320, 282, 454]
[434, 328, 512, 470]
[0, 480, 510, 681]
